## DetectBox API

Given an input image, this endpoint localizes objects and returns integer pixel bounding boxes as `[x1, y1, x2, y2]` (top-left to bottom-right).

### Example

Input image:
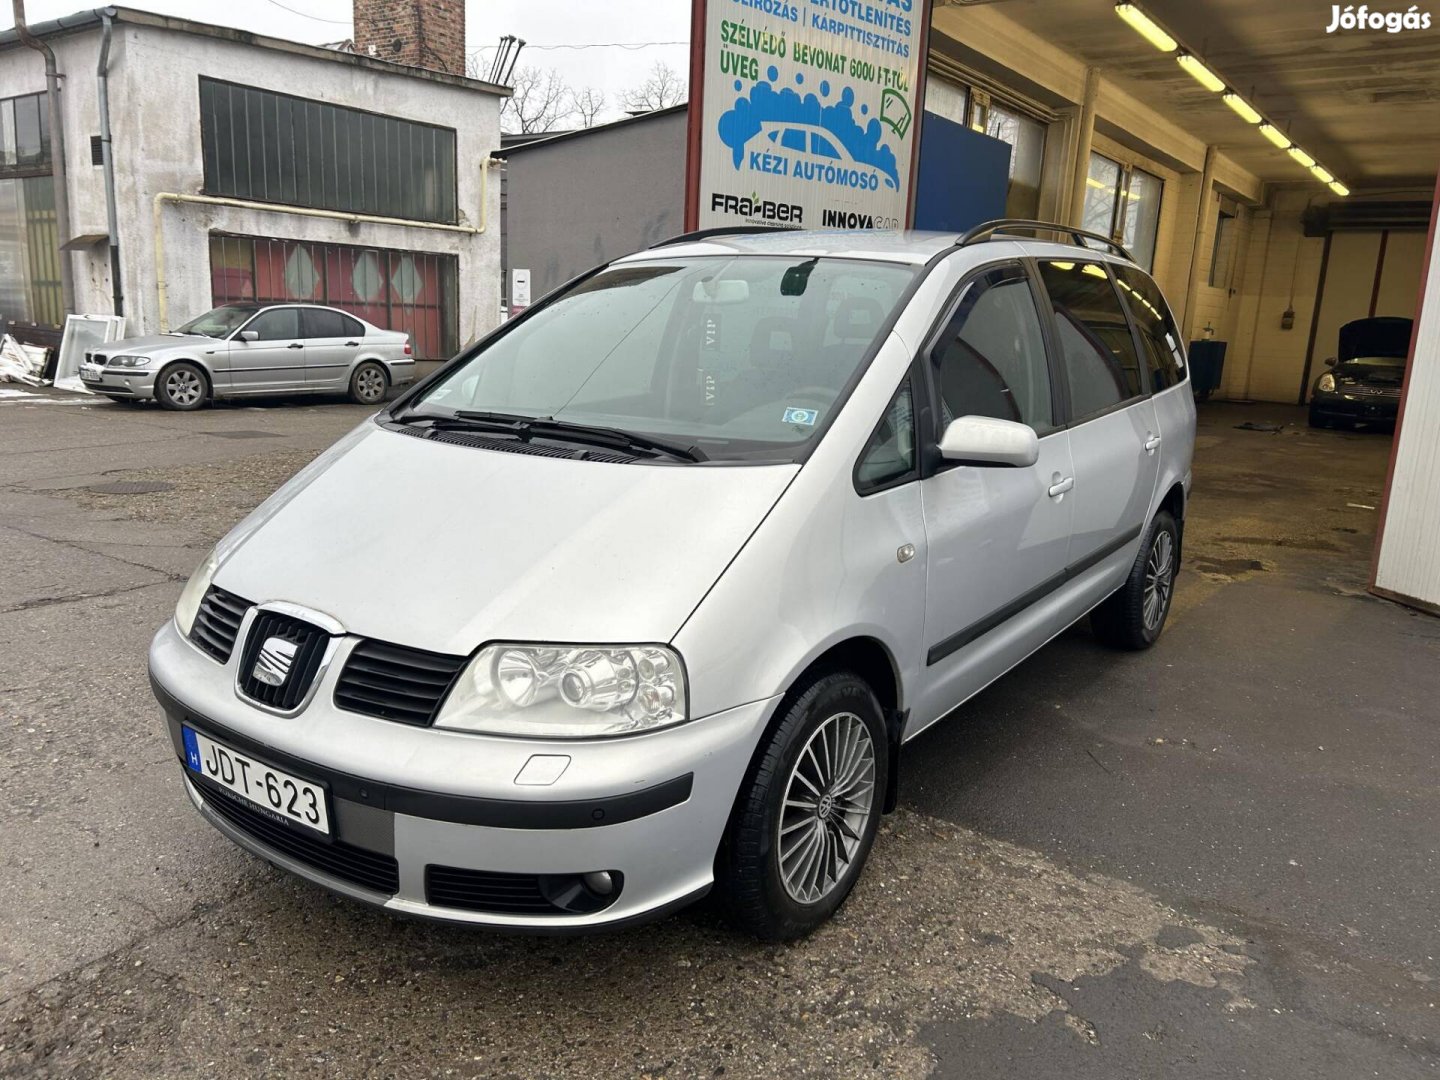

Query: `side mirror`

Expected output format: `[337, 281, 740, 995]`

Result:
[1324, 356, 1337, 367]
[938, 415, 1039, 468]
[239, 330, 259, 342]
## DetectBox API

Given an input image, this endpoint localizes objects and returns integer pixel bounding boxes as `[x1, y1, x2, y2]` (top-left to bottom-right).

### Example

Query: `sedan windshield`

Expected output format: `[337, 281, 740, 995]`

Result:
[404, 256, 916, 461]
[176, 304, 259, 338]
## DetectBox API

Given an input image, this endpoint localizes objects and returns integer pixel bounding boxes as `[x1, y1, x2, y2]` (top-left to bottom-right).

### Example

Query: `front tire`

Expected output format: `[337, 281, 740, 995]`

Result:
[1091, 510, 1179, 650]
[349, 361, 388, 405]
[155, 362, 208, 411]
[717, 671, 888, 941]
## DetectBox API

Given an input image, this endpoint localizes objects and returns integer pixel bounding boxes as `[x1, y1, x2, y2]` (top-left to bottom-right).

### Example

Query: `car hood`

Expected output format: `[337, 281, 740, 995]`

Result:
[212, 424, 799, 656]
[1337, 317, 1411, 363]
[103, 335, 218, 356]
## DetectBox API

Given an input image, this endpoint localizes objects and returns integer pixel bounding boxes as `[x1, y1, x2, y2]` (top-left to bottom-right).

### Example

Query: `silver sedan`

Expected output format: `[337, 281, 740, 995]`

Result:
[80, 303, 416, 410]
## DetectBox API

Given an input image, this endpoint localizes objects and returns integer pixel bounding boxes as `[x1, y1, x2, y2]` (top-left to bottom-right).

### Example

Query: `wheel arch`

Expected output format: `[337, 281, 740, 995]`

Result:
[740, 635, 907, 821]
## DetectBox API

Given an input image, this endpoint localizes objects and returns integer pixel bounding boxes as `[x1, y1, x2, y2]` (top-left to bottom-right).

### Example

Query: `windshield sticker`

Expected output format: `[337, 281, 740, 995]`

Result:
[783, 406, 820, 426]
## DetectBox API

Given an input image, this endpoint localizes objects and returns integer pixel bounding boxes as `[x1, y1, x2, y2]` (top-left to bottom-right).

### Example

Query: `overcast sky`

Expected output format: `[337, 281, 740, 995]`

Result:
[4, 0, 692, 124]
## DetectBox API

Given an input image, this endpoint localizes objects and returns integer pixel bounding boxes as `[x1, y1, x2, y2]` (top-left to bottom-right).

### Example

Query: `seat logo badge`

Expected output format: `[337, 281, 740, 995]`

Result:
[254, 637, 300, 687]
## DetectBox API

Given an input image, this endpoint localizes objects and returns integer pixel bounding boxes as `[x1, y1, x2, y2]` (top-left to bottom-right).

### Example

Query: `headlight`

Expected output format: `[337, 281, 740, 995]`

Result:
[1317, 373, 1336, 393]
[174, 548, 220, 637]
[434, 643, 688, 738]
[109, 355, 153, 368]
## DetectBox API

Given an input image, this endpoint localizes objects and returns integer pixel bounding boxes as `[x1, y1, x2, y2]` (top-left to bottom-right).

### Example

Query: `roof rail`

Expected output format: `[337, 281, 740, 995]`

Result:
[959, 219, 1135, 263]
[652, 225, 788, 248]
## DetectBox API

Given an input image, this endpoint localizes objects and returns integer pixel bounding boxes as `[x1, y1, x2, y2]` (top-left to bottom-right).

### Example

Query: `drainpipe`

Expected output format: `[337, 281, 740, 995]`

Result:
[97, 8, 122, 316]
[12, 0, 76, 317]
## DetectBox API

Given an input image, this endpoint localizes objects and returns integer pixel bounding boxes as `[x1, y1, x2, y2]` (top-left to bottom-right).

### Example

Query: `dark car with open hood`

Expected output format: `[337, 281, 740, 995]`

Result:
[1308, 316, 1412, 429]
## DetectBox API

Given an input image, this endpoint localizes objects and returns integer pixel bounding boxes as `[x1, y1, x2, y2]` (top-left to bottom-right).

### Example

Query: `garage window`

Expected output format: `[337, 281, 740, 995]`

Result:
[1082, 153, 1164, 272]
[198, 77, 457, 225]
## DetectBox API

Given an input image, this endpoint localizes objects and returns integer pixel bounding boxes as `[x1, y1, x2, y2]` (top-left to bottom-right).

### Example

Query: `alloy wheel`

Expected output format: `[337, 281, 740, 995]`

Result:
[355, 366, 385, 403]
[776, 711, 877, 905]
[1143, 530, 1175, 631]
[166, 369, 202, 406]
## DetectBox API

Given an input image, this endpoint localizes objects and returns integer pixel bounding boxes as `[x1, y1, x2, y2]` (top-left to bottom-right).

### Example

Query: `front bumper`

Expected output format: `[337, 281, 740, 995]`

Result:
[1310, 390, 1399, 423]
[81, 366, 159, 400]
[149, 619, 777, 930]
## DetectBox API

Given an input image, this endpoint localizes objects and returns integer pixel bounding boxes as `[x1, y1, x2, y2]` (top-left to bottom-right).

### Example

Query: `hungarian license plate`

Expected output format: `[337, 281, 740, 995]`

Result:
[183, 726, 330, 835]
[80, 365, 104, 382]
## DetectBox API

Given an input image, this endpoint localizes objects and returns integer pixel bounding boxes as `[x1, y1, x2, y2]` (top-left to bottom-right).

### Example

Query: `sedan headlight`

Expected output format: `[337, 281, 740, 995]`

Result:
[109, 355, 153, 368]
[1317, 373, 1336, 393]
[174, 548, 220, 637]
[434, 643, 688, 738]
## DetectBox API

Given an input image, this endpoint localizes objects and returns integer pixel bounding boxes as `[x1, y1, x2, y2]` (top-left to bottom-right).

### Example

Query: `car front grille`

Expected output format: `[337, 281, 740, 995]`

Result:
[425, 865, 600, 915]
[189, 585, 252, 662]
[236, 611, 330, 711]
[1343, 383, 1400, 398]
[333, 639, 467, 726]
[194, 772, 398, 894]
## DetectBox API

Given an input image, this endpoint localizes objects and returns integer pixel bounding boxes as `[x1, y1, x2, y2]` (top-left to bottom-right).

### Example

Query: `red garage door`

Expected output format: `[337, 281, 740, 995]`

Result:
[209, 233, 459, 359]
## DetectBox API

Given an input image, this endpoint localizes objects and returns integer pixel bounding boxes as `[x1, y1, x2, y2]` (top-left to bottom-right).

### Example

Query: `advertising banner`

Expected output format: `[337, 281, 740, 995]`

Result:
[685, 0, 932, 232]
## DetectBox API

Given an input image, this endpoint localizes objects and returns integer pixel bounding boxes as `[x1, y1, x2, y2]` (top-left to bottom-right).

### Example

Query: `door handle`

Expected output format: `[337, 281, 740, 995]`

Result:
[1143, 434, 1162, 453]
[344, 341, 360, 347]
[287, 342, 304, 349]
[1048, 476, 1074, 498]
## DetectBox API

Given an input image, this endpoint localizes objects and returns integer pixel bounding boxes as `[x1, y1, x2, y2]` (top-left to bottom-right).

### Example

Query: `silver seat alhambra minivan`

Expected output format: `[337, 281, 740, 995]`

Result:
[149, 224, 1195, 939]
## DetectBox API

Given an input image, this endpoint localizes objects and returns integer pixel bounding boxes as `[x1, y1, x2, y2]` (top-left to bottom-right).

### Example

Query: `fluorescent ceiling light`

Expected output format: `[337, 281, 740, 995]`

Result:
[1329, 180, 1351, 197]
[1222, 92, 1262, 124]
[1049, 261, 1076, 271]
[1258, 123, 1290, 148]
[1310, 164, 1335, 184]
[1082, 264, 1110, 279]
[1176, 53, 1225, 93]
[1287, 145, 1316, 168]
[1086, 176, 1111, 190]
[1115, 3, 1177, 52]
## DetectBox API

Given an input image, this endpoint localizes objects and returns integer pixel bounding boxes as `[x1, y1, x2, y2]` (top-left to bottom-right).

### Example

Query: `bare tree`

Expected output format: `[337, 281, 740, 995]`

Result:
[621, 61, 685, 113]
[501, 67, 572, 134]
[570, 86, 607, 127]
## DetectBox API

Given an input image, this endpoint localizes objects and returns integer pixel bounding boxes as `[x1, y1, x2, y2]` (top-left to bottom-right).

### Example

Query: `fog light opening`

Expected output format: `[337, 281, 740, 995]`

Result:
[536, 870, 625, 913]
[582, 870, 615, 896]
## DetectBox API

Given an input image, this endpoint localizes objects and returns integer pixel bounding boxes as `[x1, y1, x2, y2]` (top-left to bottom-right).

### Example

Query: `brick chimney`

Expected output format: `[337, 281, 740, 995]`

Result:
[352, 0, 466, 75]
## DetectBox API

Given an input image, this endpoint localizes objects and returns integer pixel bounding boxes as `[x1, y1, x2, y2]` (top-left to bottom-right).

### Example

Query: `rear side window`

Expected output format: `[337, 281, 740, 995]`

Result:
[303, 308, 362, 339]
[1114, 266, 1185, 390]
[931, 264, 1055, 434]
[1036, 260, 1145, 420]
[247, 308, 301, 341]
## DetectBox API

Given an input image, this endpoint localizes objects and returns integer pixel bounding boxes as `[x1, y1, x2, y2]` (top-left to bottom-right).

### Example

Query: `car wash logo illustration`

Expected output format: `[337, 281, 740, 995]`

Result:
[717, 69, 908, 192]
[1326, 4, 1431, 31]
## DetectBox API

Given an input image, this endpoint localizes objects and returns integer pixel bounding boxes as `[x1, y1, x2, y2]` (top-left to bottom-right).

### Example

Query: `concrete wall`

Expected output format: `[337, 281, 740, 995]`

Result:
[1, 21, 502, 351]
[504, 110, 687, 302]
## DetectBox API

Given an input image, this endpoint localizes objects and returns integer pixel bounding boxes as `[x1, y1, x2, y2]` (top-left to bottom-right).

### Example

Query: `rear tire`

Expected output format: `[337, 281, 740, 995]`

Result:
[349, 361, 388, 405]
[155, 362, 208, 411]
[717, 671, 888, 941]
[1091, 510, 1179, 651]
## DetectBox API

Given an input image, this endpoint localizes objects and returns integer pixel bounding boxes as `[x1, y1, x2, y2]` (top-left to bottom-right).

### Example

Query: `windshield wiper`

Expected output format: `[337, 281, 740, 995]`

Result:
[394, 409, 705, 462]
[525, 418, 707, 463]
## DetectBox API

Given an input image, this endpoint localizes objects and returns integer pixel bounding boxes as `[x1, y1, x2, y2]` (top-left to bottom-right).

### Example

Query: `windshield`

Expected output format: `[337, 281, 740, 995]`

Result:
[405, 256, 916, 461]
[176, 304, 259, 338]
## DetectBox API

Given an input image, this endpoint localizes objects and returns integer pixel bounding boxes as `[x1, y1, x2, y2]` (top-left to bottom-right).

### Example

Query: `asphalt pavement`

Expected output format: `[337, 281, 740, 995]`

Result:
[1, 387, 1435, 1078]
